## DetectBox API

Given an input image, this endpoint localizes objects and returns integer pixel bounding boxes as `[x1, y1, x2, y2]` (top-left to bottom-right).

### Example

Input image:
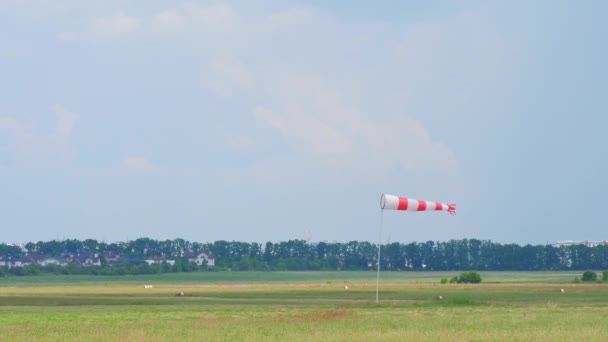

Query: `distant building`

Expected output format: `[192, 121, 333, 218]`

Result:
[39, 257, 69, 266]
[111, 257, 147, 266]
[61, 252, 76, 263]
[145, 256, 175, 266]
[1, 257, 31, 268]
[26, 254, 69, 266]
[74, 252, 101, 266]
[186, 251, 215, 267]
[552, 240, 608, 248]
[0, 256, 14, 268]
[0, 248, 218, 269]
[102, 251, 121, 262]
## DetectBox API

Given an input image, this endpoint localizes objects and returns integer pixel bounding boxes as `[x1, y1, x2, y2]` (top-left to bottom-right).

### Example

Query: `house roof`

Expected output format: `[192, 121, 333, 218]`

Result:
[24, 254, 47, 262]
[186, 251, 215, 259]
[111, 257, 147, 264]
[145, 256, 171, 261]
[74, 253, 99, 263]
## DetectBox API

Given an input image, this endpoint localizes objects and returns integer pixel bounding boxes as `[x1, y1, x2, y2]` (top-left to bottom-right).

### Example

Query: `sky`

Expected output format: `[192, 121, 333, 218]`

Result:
[1, 0, 607, 245]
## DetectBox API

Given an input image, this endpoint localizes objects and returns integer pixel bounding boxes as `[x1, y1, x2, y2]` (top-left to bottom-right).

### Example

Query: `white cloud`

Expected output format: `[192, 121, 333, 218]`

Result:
[0, 116, 33, 150]
[123, 157, 157, 172]
[185, 3, 241, 33]
[0, 106, 79, 160]
[50, 3, 243, 43]
[203, 57, 253, 96]
[56, 12, 142, 41]
[154, 3, 241, 33]
[361, 118, 457, 172]
[57, 31, 80, 41]
[254, 74, 457, 173]
[0, 117, 20, 130]
[255, 104, 353, 160]
[225, 135, 254, 151]
[387, 11, 516, 113]
[265, 7, 315, 29]
[155, 10, 184, 31]
[50, 105, 79, 145]
[254, 107, 283, 131]
[93, 13, 141, 35]
[34, 3, 507, 180]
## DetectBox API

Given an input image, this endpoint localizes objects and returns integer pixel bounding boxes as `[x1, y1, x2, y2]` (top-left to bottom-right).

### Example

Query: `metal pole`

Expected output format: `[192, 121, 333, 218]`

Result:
[376, 209, 383, 303]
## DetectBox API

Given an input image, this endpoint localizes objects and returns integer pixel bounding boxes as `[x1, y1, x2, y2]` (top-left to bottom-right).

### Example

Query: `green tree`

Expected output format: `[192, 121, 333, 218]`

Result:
[602, 270, 608, 281]
[83, 239, 99, 252]
[187, 261, 199, 272]
[581, 270, 597, 282]
[99, 254, 108, 267]
[161, 261, 171, 273]
[133, 263, 152, 275]
[23, 263, 41, 276]
[10, 267, 25, 276]
[325, 255, 339, 270]
[458, 270, 482, 283]
[0, 244, 23, 257]
[63, 239, 83, 254]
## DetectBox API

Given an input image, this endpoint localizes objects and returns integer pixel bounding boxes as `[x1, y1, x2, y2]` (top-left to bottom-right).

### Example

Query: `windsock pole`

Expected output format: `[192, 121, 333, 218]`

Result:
[376, 193, 455, 302]
[376, 209, 383, 303]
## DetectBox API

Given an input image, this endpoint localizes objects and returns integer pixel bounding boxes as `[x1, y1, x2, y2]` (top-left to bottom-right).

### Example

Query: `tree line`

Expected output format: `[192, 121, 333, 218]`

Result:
[0, 258, 200, 277]
[2, 238, 608, 272]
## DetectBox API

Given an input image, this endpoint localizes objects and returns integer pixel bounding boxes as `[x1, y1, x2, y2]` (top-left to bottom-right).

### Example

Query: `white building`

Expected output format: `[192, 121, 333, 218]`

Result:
[187, 251, 215, 267]
[552, 240, 608, 248]
[145, 257, 175, 266]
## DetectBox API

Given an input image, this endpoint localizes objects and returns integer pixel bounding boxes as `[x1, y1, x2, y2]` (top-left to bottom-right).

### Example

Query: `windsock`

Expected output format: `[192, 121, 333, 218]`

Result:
[380, 194, 455, 215]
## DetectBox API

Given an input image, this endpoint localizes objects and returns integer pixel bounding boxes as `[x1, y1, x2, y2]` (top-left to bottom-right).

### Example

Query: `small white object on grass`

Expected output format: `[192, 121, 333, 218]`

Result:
[344, 285, 349, 290]
[560, 288, 565, 293]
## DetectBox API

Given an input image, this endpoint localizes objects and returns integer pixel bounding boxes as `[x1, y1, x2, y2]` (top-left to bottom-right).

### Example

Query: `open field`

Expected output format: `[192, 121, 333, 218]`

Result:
[1, 272, 607, 341]
[0, 270, 593, 286]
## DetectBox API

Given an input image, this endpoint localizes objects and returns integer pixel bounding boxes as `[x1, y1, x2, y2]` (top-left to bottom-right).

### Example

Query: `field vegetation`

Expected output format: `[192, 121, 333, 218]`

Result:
[1, 271, 608, 341]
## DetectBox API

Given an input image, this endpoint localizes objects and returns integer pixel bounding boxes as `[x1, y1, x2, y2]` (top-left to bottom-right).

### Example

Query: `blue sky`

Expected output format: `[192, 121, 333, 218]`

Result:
[1, 1, 606, 245]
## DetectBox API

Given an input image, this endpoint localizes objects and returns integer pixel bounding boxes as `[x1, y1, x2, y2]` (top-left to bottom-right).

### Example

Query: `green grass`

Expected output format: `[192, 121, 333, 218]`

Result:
[0, 270, 590, 286]
[1, 272, 607, 341]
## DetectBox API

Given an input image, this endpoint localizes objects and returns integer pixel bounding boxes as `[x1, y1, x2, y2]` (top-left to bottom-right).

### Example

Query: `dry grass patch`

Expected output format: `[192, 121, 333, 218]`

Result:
[283, 310, 354, 323]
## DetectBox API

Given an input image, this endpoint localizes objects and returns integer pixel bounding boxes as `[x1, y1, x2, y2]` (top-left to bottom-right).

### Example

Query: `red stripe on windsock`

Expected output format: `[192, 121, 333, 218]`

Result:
[435, 203, 443, 210]
[417, 200, 427, 211]
[448, 204, 456, 215]
[398, 197, 408, 210]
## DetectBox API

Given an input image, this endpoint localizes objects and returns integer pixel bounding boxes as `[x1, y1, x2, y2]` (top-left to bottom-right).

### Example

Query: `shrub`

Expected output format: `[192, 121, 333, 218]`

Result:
[458, 271, 482, 283]
[440, 277, 448, 284]
[449, 276, 459, 284]
[23, 263, 41, 276]
[573, 276, 580, 283]
[603, 270, 608, 281]
[581, 270, 597, 282]
[10, 267, 25, 276]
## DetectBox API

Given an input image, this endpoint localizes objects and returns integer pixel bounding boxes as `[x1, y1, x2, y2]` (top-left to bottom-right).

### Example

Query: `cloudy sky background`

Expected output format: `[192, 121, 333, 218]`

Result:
[1, 0, 606, 245]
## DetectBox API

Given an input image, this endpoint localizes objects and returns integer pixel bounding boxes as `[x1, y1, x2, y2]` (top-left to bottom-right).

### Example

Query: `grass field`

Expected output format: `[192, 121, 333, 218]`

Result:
[1, 271, 607, 341]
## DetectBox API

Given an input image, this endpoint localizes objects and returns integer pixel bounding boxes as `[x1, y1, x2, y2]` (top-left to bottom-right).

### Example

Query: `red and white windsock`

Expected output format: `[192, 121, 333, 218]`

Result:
[380, 194, 455, 215]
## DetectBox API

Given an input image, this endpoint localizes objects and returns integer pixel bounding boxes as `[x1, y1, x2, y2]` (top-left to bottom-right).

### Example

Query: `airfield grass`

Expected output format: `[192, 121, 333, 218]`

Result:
[1, 272, 607, 341]
[0, 270, 590, 286]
